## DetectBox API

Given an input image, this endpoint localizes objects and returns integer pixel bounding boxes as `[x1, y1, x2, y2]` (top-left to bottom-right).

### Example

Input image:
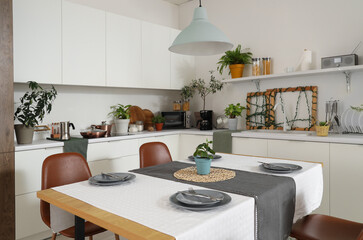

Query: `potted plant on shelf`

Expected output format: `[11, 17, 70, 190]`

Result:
[316, 121, 330, 137]
[180, 85, 194, 111]
[152, 115, 165, 131]
[190, 71, 224, 130]
[14, 81, 57, 144]
[224, 103, 246, 130]
[108, 104, 131, 135]
[193, 139, 215, 175]
[217, 44, 253, 78]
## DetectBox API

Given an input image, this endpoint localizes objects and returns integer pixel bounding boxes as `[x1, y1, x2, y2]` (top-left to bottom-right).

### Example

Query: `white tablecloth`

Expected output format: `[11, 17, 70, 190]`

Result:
[51, 153, 323, 240]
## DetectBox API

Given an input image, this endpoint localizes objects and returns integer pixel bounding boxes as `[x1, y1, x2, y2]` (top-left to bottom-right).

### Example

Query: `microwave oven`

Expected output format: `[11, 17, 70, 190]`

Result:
[161, 111, 191, 129]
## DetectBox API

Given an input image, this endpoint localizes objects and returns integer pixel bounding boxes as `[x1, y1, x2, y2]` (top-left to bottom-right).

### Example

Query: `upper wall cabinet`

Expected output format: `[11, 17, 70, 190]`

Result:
[170, 29, 195, 89]
[62, 0, 106, 86]
[142, 22, 171, 89]
[13, 0, 62, 84]
[106, 13, 142, 88]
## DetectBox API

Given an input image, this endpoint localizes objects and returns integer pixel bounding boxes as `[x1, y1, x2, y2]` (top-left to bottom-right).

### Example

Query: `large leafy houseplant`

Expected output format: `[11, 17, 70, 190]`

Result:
[193, 139, 215, 175]
[224, 103, 246, 118]
[217, 44, 253, 78]
[108, 104, 131, 134]
[14, 81, 57, 144]
[190, 71, 224, 111]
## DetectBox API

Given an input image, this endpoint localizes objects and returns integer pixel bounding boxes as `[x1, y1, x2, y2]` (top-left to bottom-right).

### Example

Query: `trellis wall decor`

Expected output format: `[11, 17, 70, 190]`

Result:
[246, 86, 318, 131]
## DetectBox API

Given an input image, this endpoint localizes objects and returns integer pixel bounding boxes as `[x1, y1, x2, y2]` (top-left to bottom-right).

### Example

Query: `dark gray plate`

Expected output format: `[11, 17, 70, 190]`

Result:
[176, 190, 224, 206]
[89, 173, 136, 186]
[170, 190, 231, 211]
[188, 155, 222, 161]
[260, 163, 302, 174]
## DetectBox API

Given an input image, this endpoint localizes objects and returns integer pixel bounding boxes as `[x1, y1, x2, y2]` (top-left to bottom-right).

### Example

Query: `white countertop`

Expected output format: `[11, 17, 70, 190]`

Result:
[15, 128, 363, 152]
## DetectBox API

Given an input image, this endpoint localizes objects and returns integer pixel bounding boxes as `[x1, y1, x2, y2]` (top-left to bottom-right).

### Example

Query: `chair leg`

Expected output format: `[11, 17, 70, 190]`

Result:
[114, 234, 120, 240]
[51, 232, 57, 240]
[88, 236, 93, 240]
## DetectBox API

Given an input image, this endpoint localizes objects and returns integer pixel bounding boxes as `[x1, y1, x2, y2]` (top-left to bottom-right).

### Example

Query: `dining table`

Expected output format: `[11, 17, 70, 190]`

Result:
[37, 153, 323, 240]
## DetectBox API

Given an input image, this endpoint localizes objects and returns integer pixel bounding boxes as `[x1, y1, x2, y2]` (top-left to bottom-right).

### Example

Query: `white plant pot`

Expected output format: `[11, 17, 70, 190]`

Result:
[115, 119, 130, 134]
[228, 118, 238, 130]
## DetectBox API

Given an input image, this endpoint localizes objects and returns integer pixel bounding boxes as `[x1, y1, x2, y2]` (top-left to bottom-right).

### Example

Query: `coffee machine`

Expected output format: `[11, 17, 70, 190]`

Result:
[200, 110, 213, 130]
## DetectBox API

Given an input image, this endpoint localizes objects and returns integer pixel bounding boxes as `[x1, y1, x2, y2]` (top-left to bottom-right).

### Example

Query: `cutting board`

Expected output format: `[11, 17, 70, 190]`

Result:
[143, 109, 154, 129]
[129, 106, 145, 124]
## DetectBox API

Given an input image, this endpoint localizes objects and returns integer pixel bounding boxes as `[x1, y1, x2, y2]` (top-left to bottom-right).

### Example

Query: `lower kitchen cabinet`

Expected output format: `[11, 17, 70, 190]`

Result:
[267, 139, 330, 215]
[232, 138, 268, 157]
[179, 134, 213, 160]
[330, 143, 363, 223]
[88, 155, 139, 175]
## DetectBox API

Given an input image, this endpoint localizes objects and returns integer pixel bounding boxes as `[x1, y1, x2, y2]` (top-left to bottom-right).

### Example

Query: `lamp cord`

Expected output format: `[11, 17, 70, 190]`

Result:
[199, 0, 202, 7]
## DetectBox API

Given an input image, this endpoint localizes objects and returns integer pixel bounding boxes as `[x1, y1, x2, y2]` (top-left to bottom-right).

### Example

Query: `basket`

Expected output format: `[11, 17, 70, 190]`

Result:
[316, 125, 330, 136]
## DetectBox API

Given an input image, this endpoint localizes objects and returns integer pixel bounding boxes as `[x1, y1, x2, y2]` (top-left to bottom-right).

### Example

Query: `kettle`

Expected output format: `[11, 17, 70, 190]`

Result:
[60, 121, 75, 140]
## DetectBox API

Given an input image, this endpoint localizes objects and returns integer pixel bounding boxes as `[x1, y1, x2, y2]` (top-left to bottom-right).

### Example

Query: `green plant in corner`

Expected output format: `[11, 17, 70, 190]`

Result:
[224, 103, 246, 118]
[217, 44, 253, 75]
[318, 121, 329, 126]
[108, 104, 131, 119]
[193, 139, 215, 159]
[190, 71, 224, 110]
[152, 115, 165, 123]
[14, 81, 57, 127]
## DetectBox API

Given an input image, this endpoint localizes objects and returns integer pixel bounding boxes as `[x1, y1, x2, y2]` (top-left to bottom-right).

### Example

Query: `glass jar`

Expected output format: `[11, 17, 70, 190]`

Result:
[182, 100, 190, 111]
[252, 58, 261, 76]
[173, 100, 181, 111]
[129, 124, 138, 133]
[135, 121, 144, 132]
[263, 57, 271, 75]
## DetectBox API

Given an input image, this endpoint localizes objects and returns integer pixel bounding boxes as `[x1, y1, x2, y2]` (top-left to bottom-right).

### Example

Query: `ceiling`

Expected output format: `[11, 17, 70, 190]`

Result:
[163, 0, 194, 5]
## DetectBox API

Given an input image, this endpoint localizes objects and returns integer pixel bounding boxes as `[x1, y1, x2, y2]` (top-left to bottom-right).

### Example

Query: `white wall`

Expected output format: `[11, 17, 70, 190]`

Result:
[179, 0, 363, 129]
[14, 0, 181, 138]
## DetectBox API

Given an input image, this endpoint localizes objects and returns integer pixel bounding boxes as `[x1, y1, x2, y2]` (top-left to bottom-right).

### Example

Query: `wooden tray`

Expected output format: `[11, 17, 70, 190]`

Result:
[129, 106, 145, 124]
[143, 109, 154, 129]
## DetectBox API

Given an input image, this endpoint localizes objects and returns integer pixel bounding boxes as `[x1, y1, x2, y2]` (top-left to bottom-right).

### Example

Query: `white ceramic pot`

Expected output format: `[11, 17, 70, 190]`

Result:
[228, 118, 238, 130]
[114, 119, 130, 134]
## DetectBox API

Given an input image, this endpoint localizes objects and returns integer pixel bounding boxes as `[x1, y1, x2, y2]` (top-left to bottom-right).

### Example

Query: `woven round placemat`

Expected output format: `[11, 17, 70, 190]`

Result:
[173, 166, 236, 183]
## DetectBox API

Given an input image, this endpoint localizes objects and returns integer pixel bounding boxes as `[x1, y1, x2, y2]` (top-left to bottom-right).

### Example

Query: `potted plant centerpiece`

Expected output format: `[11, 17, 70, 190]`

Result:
[152, 115, 165, 131]
[180, 85, 194, 111]
[193, 139, 215, 175]
[108, 104, 131, 135]
[217, 44, 253, 78]
[14, 81, 57, 144]
[224, 103, 246, 130]
[190, 71, 224, 130]
[316, 121, 330, 137]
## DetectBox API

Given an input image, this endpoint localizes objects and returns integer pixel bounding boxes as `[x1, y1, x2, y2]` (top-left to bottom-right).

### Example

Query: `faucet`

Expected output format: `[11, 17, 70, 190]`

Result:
[274, 103, 290, 131]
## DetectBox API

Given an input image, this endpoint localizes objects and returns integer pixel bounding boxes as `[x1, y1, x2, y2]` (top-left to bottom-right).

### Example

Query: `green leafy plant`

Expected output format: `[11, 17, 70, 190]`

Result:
[190, 71, 224, 110]
[224, 103, 246, 118]
[217, 44, 253, 75]
[108, 104, 131, 119]
[193, 139, 215, 159]
[152, 115, 165, 123]
[318, 121, 329, 126]
[351, 104, 363, 112]
[14, 81, 57, 127]
[180, 85, 194, 101]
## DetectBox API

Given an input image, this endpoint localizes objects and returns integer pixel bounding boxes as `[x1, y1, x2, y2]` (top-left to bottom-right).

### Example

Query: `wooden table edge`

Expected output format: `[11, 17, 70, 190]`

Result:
[37, 189, 175, 240]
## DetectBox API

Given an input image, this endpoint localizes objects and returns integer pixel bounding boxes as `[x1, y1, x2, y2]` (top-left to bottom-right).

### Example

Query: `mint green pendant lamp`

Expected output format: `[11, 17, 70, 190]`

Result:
[169, 0, 233, 56]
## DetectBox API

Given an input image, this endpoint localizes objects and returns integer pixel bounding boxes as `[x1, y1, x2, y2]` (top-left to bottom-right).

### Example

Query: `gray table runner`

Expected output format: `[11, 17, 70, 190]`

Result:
[131, 161, 296, 240]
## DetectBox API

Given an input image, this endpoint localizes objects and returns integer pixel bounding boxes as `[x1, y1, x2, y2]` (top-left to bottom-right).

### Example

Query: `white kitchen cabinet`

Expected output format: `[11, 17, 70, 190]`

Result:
[232, 138, 268, 157]
[179, 134, 213, 160]
[170, 29, 195, 90]
[62, 0, 106, 86]
[13, 0, 62, 84]
[142, 22, 171, 89]
[106, 13, 142, 88]
[267, 139, 330, 215]
[330, 143, 363, 223]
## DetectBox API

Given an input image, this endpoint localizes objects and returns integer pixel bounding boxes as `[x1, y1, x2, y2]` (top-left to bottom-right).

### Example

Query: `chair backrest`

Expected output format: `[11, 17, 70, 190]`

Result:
[139, 142, 172, 168]
[40, 152, 92, 227]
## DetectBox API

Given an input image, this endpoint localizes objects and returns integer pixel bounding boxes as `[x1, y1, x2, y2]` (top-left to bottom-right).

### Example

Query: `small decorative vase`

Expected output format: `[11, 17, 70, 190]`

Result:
[14, 124, 34, 144]
[229, 64, 245, 78]
[194, 157, 212, 175]
[316, 125, 330, 137]
[115, 119, 130, 135]
[228, 118, 238, 130]
[155, 123, 164, 131]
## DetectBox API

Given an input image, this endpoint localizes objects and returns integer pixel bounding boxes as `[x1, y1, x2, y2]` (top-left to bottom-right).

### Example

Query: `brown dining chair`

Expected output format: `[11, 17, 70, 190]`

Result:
[40, 152, 120, 240]
[290, 214, 363, 240]
[139, 142, 172, 168]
